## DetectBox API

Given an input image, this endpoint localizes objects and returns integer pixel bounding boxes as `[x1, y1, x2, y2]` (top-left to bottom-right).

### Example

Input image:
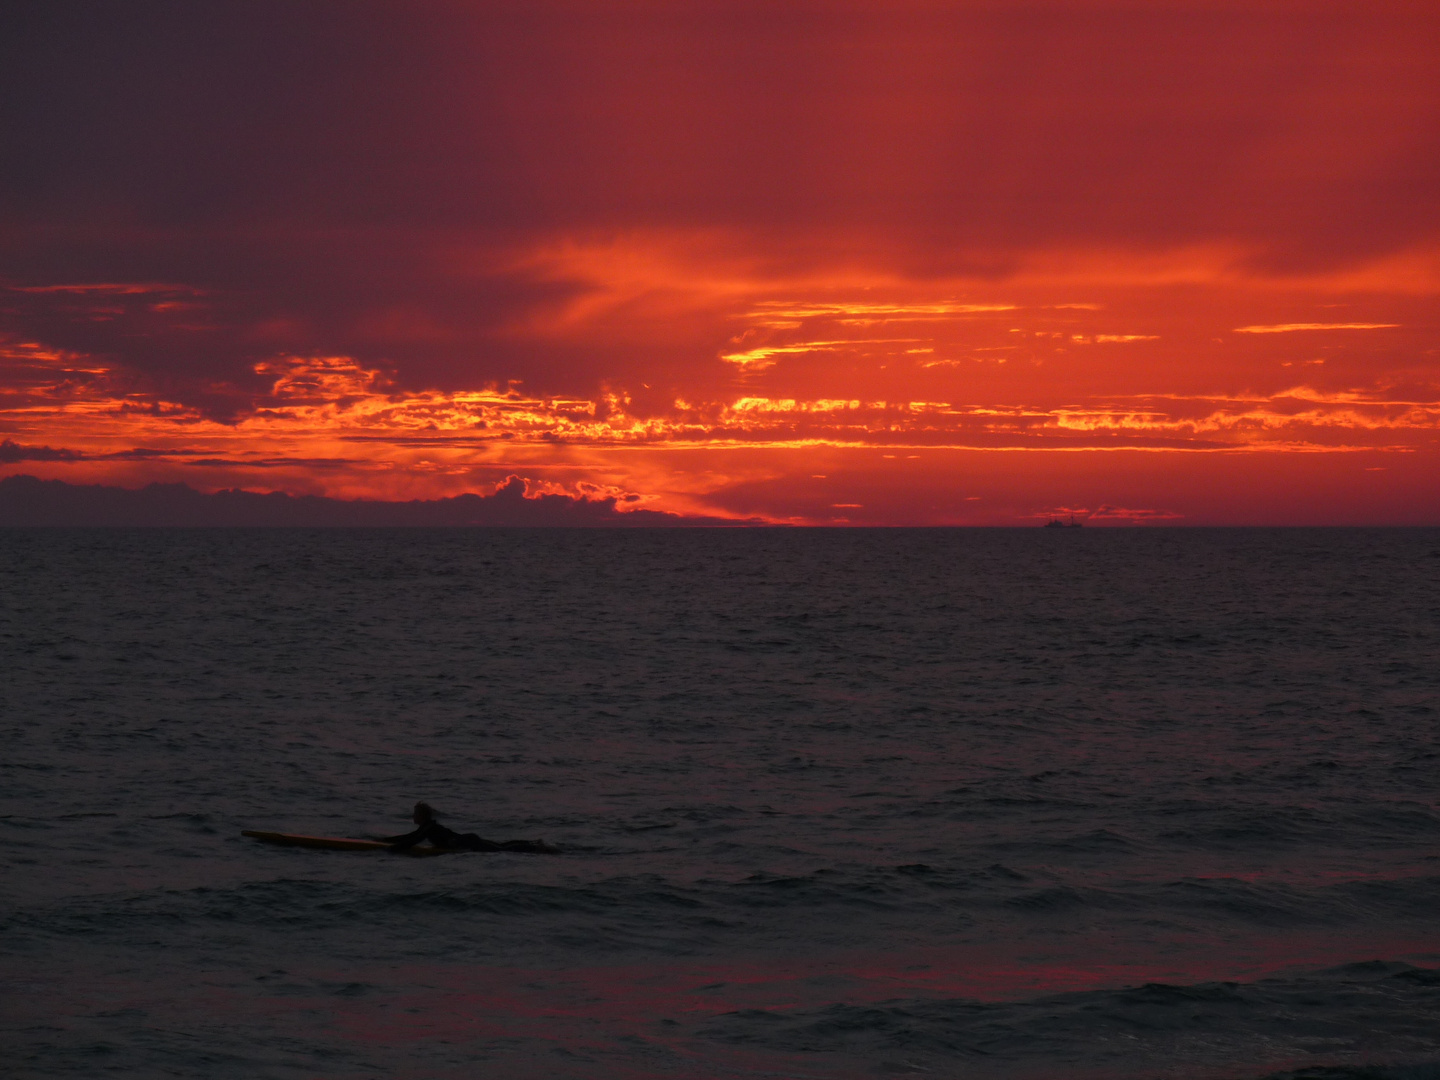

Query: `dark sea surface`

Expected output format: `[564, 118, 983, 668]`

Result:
[2, 527, 1439, 1080]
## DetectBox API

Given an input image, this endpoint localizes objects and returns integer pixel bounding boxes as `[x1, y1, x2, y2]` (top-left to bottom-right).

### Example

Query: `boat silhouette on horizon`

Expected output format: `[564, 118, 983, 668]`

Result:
[1043, 514, 1084, 528]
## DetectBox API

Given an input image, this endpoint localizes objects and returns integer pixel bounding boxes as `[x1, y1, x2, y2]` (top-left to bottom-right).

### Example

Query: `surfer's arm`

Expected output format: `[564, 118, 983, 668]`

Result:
[380, 826, 426, 848]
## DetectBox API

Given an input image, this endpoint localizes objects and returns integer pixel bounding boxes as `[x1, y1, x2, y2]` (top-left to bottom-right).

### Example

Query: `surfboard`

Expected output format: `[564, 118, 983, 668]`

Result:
[241, 830, 450, 855]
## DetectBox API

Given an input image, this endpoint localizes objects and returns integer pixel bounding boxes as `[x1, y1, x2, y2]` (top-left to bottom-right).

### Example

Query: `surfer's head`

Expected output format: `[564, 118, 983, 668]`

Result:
[413, 802, 437, 824]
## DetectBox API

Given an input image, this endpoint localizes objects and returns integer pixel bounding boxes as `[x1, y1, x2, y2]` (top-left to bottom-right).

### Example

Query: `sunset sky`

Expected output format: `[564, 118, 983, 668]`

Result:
[2, 1, 1437, 524]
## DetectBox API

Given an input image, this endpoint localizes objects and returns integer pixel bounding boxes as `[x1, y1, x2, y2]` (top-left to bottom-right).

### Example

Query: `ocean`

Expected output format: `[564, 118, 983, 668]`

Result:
[2, 527, 1438, 1080]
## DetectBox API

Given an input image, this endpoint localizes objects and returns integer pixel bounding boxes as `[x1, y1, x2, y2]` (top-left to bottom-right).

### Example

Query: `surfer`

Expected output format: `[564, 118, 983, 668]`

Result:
[381, 802, 558, 854]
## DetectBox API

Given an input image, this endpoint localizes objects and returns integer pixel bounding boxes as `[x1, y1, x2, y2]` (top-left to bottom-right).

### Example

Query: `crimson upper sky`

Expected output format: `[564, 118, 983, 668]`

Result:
[3, 0, 1437, 523]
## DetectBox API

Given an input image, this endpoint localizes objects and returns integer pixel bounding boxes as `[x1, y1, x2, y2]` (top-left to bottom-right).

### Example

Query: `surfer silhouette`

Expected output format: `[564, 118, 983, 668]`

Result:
[381, 802, 558, 854]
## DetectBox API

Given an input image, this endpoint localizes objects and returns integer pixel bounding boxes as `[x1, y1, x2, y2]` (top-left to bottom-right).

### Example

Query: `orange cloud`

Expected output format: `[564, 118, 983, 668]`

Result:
[3, 4, 1439, 523]
[1233, 323, 1402, 333]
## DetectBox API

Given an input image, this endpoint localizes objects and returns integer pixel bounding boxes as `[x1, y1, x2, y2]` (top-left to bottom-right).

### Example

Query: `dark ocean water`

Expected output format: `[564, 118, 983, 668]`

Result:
[2, 527, 1438, 1080]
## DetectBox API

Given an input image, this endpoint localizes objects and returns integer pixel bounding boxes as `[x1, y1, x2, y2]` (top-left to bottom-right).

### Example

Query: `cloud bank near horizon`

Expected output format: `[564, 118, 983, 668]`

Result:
[0, 473, 755, 527]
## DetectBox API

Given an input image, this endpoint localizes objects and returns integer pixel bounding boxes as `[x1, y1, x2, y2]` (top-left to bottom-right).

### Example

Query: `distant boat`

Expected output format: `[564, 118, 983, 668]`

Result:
[1043, 515, 1083, 528]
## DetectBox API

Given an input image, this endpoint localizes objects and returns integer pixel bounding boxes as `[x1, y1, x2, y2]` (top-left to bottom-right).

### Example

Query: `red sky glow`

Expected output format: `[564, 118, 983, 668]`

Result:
[2, 1, 1438, 523]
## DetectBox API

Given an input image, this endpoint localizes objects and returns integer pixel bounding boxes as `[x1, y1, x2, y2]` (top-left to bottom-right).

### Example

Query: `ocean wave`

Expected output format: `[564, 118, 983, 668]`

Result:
[697, 961, 1440, 1078]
